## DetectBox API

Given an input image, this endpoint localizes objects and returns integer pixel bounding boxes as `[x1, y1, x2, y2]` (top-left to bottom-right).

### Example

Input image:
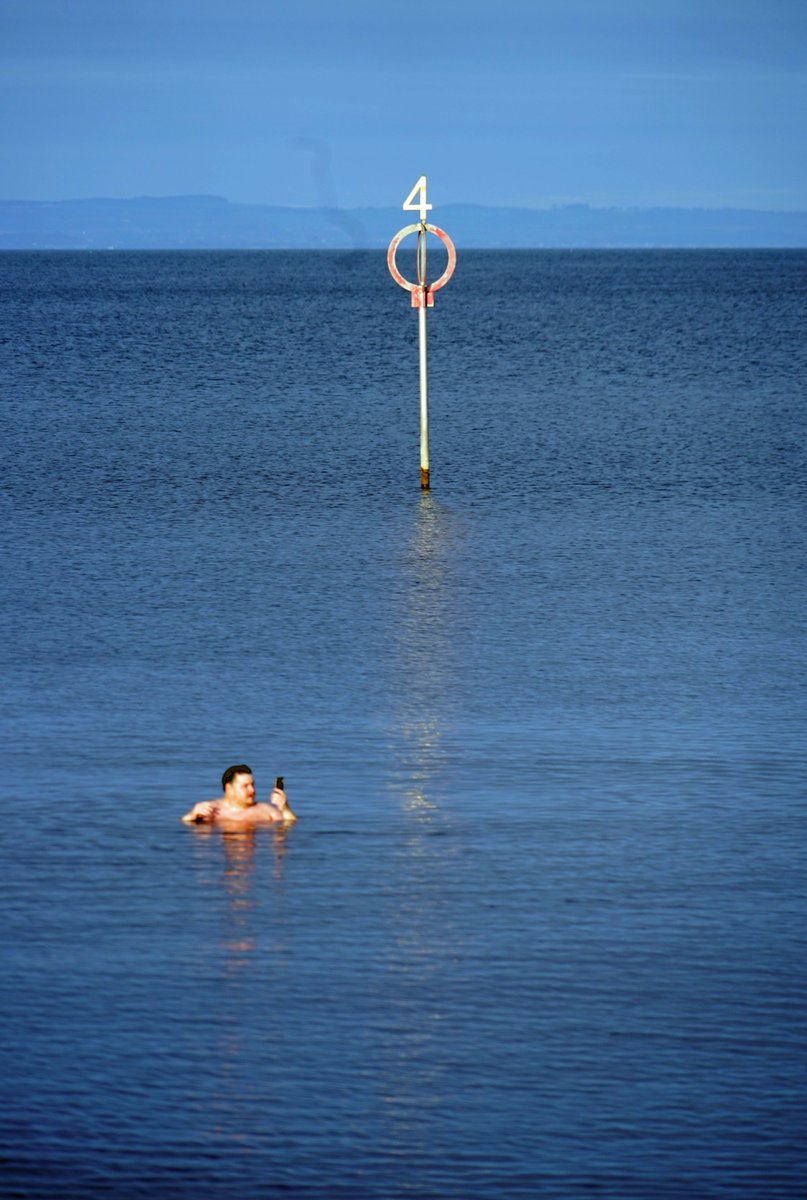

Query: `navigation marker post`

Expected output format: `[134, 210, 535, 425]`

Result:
[387, 176, 457, 489]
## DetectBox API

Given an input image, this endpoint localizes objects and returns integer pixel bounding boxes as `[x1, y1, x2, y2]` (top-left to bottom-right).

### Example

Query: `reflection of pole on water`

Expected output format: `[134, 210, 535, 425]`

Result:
[392, 493, 458, 816]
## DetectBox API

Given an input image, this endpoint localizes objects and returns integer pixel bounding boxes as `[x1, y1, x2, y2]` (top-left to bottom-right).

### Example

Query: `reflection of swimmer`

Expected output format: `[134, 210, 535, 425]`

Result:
[182, 764, 297, 829]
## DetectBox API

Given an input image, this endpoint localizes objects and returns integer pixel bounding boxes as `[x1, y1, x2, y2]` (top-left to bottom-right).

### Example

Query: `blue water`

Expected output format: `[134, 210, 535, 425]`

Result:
[1, 249, 805, 1198]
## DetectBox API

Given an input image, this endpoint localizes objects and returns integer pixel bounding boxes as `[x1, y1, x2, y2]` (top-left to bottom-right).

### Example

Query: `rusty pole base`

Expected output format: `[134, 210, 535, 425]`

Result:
[420, 466, 431, 490]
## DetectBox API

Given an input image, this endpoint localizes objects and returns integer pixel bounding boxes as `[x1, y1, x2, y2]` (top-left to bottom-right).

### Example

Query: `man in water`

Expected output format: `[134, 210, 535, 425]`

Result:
[181, 764, 296, 828]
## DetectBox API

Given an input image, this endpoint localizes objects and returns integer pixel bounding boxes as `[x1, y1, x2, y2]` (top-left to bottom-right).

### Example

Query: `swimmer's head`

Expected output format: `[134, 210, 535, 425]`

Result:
[222, 763, 253, 791]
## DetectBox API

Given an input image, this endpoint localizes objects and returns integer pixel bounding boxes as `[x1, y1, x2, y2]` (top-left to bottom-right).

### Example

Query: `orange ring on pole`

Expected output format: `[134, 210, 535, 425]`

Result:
[387, 223, 457, 299]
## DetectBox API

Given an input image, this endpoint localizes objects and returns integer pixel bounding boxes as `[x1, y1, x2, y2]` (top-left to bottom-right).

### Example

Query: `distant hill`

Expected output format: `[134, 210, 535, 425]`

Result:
[2, 195, 807, 249]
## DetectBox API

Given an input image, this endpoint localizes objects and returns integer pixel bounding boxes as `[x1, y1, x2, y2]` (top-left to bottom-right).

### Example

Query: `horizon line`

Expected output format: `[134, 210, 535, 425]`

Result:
[2, 195, 807, 215]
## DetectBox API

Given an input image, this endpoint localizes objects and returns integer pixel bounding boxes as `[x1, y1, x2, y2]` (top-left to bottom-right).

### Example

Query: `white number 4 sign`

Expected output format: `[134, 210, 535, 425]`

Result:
[402, 175, 433, 221]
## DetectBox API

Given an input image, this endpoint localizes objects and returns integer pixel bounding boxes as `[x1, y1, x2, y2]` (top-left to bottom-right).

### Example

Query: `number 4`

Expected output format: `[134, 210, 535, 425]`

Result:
[403, 175, 432, 221]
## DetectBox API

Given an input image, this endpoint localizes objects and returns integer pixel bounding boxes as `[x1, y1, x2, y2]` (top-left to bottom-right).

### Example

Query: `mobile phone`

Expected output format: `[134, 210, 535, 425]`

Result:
[275, 776, 284, 790]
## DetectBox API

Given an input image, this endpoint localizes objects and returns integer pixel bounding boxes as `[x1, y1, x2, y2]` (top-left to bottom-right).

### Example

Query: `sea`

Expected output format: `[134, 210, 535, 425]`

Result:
[1, 248, 805, 1199]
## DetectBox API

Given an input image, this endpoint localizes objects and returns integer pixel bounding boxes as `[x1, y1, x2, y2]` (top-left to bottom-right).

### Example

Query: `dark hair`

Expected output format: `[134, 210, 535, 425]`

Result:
[222, 764, 253, 790]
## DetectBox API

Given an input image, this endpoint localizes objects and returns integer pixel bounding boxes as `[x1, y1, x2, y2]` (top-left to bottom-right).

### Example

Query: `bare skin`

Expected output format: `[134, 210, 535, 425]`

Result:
[182, 772, 297, 829]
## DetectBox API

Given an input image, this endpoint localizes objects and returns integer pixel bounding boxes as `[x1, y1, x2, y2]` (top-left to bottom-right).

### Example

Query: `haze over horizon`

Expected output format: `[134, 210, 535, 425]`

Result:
[3, 0, 806, 216]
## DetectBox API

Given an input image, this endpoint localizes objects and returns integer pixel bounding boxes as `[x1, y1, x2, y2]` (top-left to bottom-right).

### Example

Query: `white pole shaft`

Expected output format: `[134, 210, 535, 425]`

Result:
[418, 300, 430, 489]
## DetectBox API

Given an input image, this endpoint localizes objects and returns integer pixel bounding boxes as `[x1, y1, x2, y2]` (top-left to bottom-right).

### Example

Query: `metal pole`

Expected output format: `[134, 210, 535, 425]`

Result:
[417, 224, 430, 490]
[387, 179, 456, 490]
[419, 302, 429, 489]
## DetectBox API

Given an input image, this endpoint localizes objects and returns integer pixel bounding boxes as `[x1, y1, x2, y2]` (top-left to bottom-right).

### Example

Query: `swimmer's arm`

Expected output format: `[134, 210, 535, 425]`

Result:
[269, 788, 297, 823]
[181, 801, 217, 825]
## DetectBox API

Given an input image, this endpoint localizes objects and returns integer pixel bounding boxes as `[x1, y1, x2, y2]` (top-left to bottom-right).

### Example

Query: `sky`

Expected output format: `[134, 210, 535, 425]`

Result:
[2, 0, 806, 211]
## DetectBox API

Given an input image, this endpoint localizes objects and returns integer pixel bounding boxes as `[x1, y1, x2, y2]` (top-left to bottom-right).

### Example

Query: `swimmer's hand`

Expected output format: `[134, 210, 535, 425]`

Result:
[181, 801, 216, 825]
[270, 787, 297, 823]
